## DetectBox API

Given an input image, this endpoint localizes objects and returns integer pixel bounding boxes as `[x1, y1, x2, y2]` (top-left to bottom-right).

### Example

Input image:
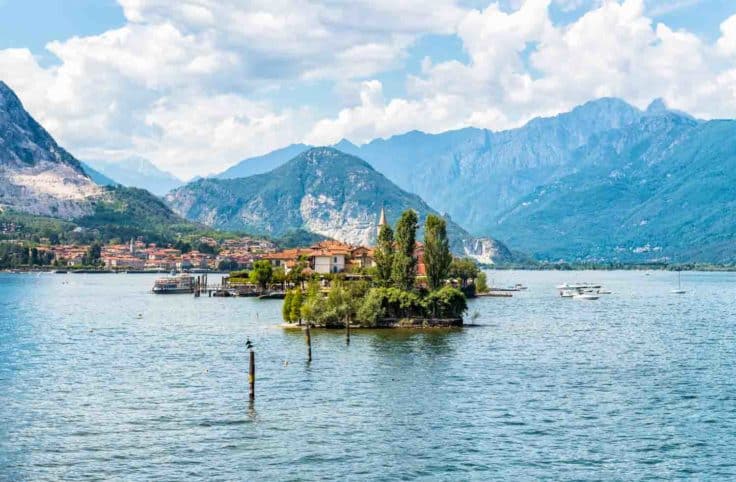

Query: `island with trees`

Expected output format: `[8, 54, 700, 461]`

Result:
[281, 210, 471, 329]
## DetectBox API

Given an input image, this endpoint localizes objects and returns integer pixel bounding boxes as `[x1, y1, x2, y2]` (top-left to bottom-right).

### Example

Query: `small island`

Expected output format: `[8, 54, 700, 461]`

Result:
[279, 209, 485, 329]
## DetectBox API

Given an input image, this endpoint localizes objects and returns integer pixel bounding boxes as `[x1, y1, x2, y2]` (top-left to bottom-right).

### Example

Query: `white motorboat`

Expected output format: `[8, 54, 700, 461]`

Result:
[573, 293, 600, 300]
[560, 289, 577, 298]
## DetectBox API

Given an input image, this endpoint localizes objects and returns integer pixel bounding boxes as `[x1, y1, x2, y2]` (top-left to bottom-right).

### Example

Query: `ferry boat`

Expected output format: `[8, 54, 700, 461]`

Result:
[152, 274, 195, 294]
[558, 282, 609, 298]
[556, 282, 602, 290]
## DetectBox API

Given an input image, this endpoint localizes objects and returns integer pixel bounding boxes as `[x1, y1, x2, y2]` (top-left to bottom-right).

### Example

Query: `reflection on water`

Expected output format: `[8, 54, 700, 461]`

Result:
[0, 270, 735, 480]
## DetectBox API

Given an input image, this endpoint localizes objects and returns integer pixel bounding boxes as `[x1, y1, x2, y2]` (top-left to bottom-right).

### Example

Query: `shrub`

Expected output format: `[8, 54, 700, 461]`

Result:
[424, 286, 467, 318]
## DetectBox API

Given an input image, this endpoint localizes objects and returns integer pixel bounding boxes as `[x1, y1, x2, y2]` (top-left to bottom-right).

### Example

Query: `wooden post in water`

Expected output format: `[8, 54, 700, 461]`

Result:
[305, 322, 312, 362]
[248, 350, 255, 401]
[345, 317, 350, 345]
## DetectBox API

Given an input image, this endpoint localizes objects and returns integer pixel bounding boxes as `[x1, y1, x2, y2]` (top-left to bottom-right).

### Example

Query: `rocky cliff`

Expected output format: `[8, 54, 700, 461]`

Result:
[0, 81, 102, 218]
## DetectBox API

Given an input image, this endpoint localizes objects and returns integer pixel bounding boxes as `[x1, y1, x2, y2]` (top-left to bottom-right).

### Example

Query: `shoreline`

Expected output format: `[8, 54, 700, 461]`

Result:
[280, 320, 464, 330]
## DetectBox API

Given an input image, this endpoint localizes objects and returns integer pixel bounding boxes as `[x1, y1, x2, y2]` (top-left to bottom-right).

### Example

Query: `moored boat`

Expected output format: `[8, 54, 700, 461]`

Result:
[573, 293, 599, 300]
[152, 274, 195, 294]
[258, 291, 286, 299]
[671, 271, 687, 294]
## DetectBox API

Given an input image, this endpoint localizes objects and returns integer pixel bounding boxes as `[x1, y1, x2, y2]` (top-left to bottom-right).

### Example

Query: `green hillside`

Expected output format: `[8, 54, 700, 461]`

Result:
[493, 116, 736, 263]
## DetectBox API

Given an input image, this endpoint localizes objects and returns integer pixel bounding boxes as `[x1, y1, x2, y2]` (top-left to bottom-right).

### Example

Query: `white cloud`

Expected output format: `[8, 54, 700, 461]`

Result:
[309, 0, 736, 143]
[717, 14, 736, 57]
[132, 94, 312, 179]
[1, 0, 467, 177]
[306, 80, 470, 144]
[2, 0, 736, 179]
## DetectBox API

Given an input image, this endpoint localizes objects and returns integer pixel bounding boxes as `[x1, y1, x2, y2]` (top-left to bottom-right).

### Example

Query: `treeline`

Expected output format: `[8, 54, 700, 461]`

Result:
[0, 241, 104, 269]
[0, 243, 55, 268]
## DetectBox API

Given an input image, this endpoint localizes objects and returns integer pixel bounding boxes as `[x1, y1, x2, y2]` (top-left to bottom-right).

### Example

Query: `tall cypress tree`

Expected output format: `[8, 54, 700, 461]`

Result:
[423, 214, 451, 291]
[374, 223, 395, 286]
[391, 209, 418, 290]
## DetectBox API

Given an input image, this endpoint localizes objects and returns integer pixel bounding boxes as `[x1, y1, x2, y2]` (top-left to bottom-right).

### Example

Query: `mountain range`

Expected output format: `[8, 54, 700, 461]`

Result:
[166, 147, 512, 263]
[4, 75, 736, 264]
[209, 98, 736, 263]
[493, 112, 736, 263]
[215, 98, 643, 232]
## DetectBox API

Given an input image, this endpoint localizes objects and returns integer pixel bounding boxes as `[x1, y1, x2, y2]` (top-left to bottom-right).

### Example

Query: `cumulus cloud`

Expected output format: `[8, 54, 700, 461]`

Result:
[1, 0, 736, 178]
[2, 0, 464, 177]
[310, 0, 736, 143]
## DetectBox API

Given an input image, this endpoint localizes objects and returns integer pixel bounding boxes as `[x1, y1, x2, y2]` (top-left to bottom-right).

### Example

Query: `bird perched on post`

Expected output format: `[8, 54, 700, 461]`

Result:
[246, 338, 254, 351]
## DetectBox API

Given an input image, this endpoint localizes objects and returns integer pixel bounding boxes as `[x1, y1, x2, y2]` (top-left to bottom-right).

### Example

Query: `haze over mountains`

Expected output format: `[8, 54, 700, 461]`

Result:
[82, 157, 183, 196]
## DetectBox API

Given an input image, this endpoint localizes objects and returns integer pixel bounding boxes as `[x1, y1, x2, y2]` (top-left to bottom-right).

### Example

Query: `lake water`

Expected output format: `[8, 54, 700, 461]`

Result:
[1, 270, 735, 480]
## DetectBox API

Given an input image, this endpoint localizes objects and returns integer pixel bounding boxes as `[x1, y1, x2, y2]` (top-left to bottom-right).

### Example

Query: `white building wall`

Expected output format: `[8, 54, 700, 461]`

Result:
[313, 255, 346, 273]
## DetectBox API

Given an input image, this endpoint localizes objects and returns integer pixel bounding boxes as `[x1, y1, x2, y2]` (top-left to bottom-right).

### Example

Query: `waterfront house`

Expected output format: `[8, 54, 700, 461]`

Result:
[260, 240, 374, 275]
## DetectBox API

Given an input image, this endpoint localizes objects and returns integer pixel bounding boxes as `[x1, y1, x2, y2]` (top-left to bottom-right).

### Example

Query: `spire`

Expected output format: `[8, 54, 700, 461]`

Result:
[378, 207, 387, 227]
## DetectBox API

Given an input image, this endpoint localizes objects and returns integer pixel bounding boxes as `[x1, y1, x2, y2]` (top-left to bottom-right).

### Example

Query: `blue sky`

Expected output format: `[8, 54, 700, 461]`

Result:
[1, 0, 735, 178]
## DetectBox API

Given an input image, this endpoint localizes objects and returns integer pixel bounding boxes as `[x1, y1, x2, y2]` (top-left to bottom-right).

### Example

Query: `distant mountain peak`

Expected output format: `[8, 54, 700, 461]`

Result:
[214, 143, 311, 180]
[84, 156, 183, 196]
[568, 97, 640, 116]
[333, 138, 358, 151]
[646, 98, 668, 113]
[281, 146, 373, 172]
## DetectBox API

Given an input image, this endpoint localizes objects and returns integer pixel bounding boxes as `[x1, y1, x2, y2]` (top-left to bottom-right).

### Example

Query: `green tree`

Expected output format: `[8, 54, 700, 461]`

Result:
[373, 223, 394, 286]
[249, 260, 273, 291]
[282, 290, 293, 322]
[272, 266, 286, 289]
[326, 282, 353, 328]
[423, 214, 452, 291]
[357, 289, 386, 327]
[290, 289, 303, 324]
[300, 280, 323, 324]
[449, 258, 479, 288]
[175, 240, 192, 253]
[391, 209, 418, 290]
[286, 256, 309, 289]
[424, 286, 467, 318]
[475, 271, 489, 293]
[83, 242, 102, 266]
